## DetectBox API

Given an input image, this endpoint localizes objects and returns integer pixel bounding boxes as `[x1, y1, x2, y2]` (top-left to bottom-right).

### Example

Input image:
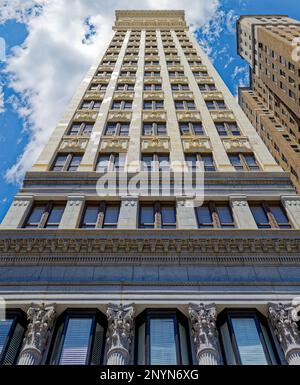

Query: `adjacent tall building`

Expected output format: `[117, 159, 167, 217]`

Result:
[237, 15, 300, 191]
[1, 10, 300, 366]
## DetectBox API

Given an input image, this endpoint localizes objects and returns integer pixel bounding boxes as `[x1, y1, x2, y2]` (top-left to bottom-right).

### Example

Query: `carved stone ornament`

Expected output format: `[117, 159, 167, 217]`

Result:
[100, 137, 129, 152]
[210, 110, 235, 121]
[74, 110, 98, 122]
[141, 137, 170, 152]
[188, 303, 221, 365]
[177, 111, 201, 121]
[222, 137, 252, 152]
[268, 302, 300, 365]
[106, 303, 135, 365]
[60, 138, 89, 152]
[18, 303, 56, 365]
[182, 137, 211, 152]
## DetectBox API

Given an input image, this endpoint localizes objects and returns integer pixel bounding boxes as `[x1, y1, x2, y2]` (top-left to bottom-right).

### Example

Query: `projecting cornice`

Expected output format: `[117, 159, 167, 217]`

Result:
[0, 229, 300, 266]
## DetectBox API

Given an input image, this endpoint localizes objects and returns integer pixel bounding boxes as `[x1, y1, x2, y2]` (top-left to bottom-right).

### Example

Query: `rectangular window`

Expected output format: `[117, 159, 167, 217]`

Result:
[80, 100, 101, 110]
[206, 100, 226, 110]
[143, 101, 164, 110]
[51, 154, 83, 172]
[175, 101, 196, 110]
[144, 84, 162, 91]
[104, 123, 130, 136]
[116, 83, 135, 91]
[195, 203, 235, 228]
[215, 123, 240, 136]
[139, 203, 176, 229]
[185, 154, 216, 171]
[179, 122, 204, 136]
[141, 154, 170, 171]
[96, 153, 125, 172]
[249, 202, 291, 229]
[111, 100, 132, 110]
[68, 123, 94, 136]
[142, 123, 167, 136]
[81, 203, 120, 229]
[229, 154, 259, 171]
[24, 203, 65, 229]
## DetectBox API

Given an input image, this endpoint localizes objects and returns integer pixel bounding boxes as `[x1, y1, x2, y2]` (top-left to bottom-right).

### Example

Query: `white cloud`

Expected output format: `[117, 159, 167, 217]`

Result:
[1, 0, 220, 183]
[0, 86, 4, 113]
[231, 65, 249, 98]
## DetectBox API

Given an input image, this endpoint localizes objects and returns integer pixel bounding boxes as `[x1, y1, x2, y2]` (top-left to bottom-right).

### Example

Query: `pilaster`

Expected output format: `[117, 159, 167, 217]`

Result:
[176, 198, 198, 229]
[281, 196, 300, 229]
[118, 197, 138, 229]
[0, 195, 34, 229]
[230, 195, 257, 229]
[59, 195, 85, 229]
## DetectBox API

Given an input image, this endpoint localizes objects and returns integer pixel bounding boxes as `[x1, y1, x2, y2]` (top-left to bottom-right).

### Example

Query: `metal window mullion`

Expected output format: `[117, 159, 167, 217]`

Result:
[209, 201, 221, 228]
[38, 202, 53, 228]
[262, 202, 279, 229]
[239, 154, 248, 171]
[79, 123, 85, 135]
[154, 202, 162, 229]
[108, 154, 115, 172]
[96, 202, 106, 228]
[63, 154, 73, 171]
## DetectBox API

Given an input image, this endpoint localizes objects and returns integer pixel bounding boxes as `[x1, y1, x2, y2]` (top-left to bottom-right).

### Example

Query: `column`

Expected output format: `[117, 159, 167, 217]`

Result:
[126, 31, 145, 172]
[79, 31, 131, 171]
[281, 196, 300, 229]
[230, 195, 257, 229]
[59, 195, 85, 229]
[118, 197, 138, 229]
[18, 303, 56, 365]
[268, 302, 300, 365]
[105, 303, 135, 365]
[188, 303, 222, 365]
[176, 197, 198, 229]
[0, 195, 34, 229]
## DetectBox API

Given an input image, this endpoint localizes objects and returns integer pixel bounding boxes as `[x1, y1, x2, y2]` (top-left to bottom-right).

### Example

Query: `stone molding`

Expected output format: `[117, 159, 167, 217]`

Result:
[141, 136, 170, 152]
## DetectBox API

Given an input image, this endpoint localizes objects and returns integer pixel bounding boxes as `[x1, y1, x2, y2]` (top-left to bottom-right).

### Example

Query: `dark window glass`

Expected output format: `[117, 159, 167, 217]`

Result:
[68, 155, 82, 171]
[140, 206, 155, 228]
[216, 206, 234, 228]
[269, 206, 290, 228]
[52, 155, 68, 171]
[229, 155, 243, 171]
[25, 206, 45, 228]
[45, 206, 65, 228]
[161, 206, 176, 228]
[103, 206, 120, 228]
[250, 206, 271, 229]
[195, 206, 213, 228]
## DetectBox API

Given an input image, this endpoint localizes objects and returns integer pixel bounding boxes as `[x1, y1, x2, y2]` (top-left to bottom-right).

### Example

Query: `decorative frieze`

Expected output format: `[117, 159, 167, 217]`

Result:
[106, 303, 135, 365]
[141, 136, 170, 152]
[143, 92, 164, 100]
[221, 137, 252, 152]
[182, 136, 211, 152]
[202, 91, 224, 100]
[107, 111, 132, 122]
[144, 65, 161, 72]
[117, 77, 136, 85]
[60, 137, 89, 152]
[268, 303, 300, 365]
[188, 303, 222, 365]
[18, 303, 56, 365]
[100, 137, 130, 152]
[113, 92, 134, 100]
[190, 65, 208, 72]
[177, 111, 201, 121]
[142, 110, 167, 122]
[97, 65, 115, 72]
[73, 110, 98, 122]
[210, 110, 236, 121]
[173, 91, 194, 100]
[169, 77, 189, 84]
[84, 91, 105, 100]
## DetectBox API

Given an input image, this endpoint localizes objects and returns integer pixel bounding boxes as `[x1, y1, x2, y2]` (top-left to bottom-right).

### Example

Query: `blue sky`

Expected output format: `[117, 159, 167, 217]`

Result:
[0, 0, 299, 223]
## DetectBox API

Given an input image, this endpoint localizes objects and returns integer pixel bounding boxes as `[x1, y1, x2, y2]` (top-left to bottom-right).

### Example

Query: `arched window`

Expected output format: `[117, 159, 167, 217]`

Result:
[218, 309, 279, 365]
[0, 309, 26, 365]
[48, 309, 107, 365]
[135, 309, 191, 365]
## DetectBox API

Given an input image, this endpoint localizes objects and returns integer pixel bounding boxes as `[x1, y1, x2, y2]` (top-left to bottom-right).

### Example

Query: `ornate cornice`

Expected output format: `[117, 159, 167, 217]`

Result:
[0, 230, 299, 265]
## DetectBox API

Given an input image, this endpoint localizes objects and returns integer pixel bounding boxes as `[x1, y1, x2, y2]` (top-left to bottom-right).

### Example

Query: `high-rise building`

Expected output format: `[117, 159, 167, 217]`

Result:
[1, 10, 300, 366]
[237, 15, 300, 191]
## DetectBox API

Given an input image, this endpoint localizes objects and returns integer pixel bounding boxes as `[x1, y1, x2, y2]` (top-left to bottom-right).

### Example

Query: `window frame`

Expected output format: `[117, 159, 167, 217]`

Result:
[80, 202, 120, 229]
[179, 122, 204, 136]
[67, 122, 94, 136]
[47, 309, 107, 366]
[95, 153, 125, 172]
[23, 202, 66, 229]
[249, 202, 291, 229]
[206, 100, 227, 110]
[195, 202, 235, 229]
[111, 100, 133, 110]
[229, 153, 260, 171]
[51, 153, 83, 172]
[141, 153, 170, 172]
[185, 153, 216, 171]
[175, 100, 196, 111]
[104, 122, 130, 137]
[0, 309, 27, 365]
[142, 123, 167, 136]
[80, 100, 101, 110]
[217, 309, 280, 366]
[143, 100, 164, 110]
[215, 122, 241, 137]
[134, 309, 191, 365]
[139, 202, 177, 229]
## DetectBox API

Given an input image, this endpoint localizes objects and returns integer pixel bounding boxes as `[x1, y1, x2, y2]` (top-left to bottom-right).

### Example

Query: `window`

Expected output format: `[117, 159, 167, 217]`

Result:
[144, 84, 162, 91]
[80, 100, 101, 110]
[104, 123, 130, 136]
[179, 122, 204, 136]
[185, 154, 216, 171]
[24, 202, 65, 228]
[68, 123, 94, 136]
[229, 154, 260, 171]
[135, 309, 190, 365]
[120, 71, 136, 77]
[141, 154, 170, 171]
[218, 309, 279, 365]
[206, 100, 226, 110]
[249, 202, 291, 229]
[175, 101, 196, 110]
[143, 101, 164, 110]
[139, 203, 176, 229]
[195, 202, 235, 228]
[97, 71, 112, 77]
[169, 71, 184, 77]
[48, 310, 107, 365]
[89, 83, 107, 91]
[193, 71, 208, 77]
[142, 123, 167, 136]
[111, 100, 132, 110]
[198, 83, 216, 91]
[215, 123, 241, 136]
[81, 202, 120, 228]
[144, 71, 160, 77]
[171, 84, 189, 91]
[96, 153, 125, 172]
[116, 83, 135, 91]
[51, 154, 83, 172]
[145, 60, 159, 65]
[0, 310, 26, 365]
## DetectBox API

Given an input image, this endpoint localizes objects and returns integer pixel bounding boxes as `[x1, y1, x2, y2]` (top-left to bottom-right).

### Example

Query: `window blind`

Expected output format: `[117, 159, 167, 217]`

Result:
[150, 318, 177, 365]
[0, 320, 13, 357]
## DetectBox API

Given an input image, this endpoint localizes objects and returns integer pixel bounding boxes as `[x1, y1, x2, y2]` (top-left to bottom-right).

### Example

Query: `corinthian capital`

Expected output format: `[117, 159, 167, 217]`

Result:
[106, 303, 135, 365]
[188, 303, 221, 365]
